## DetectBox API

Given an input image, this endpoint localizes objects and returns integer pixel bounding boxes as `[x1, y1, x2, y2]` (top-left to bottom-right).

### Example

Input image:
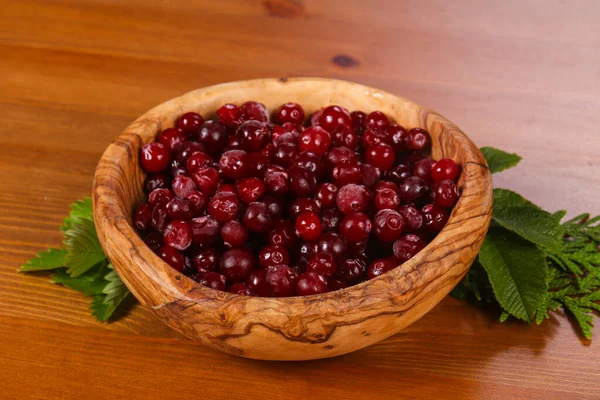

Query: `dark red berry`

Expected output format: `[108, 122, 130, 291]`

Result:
[151, 202, 170, 232]
[236, 120, 270, 152]
[171, 175, 197, 198]
[318, 105, 351, 133]
[158, 128, 187, 152]
[228, 282, 252, 295]
[273, 142, 298, 168]
[192, 167, 221, 196]
[393, 234, 426, 262]
[306, 252, 337, 278]
[321, 208, 342, 232]
[262, 195, 284, 220]
[216, 103, 243, 127]
[337, 258, 367, 283]
[247, 269, 271, 297]
[166, 197, 193, 221]
[317, 232, 346, 259]
[186, 152, 213, 174]
[241, 101, 269, 122]
[133, 203, 152, 231]
[295, 211, 322, 242]
[190, 216, 220, 246]
[144, 231, 164, 252]
[374, 188, 400, 211]
[243, 202, 273, 232]
[149, 188, 174, 207]
[366, 111, 390, 131]
[386, 164, 412, 186]
[200, 272, 227, 291]
[235, 177, 266, 204]
[184, 190, 206, 216]
[413, 158, 436, 182]
[163, 220, 193, 250]
[373, 181, 400, 195]
[406, 128, 431, 151]
[373, 209, 405, 242]
[331, 126, 359, 150]
[265, 265, 298, 297]
[290, 198, 321, 219]
[258, 245, 290, 268]
[336, 184, 370, 215]
[361, 164, 381, 188]
[264, 165, 289, 195]
[141, 142, 171, 173]
[246, 151, 270, 178]
[221, 248, 255, 282]
[144, 173, 168, 193]
[267, 220, 297, 247]
[361, 129, 388, 149]
[193, 248, 220, 275]
[208, 192, 240, 222]
[431, 158, 460, 183]
[421, 204, 449, 233]
[398, 205, 423, 232]
[324, 146, 357, 170]
[434, 180, 460, 208]
[299, 126, 331, 156]
[220, 150, 249, 180]
[276, 102, 305, 125]
[340, 212, 372, 243]
[175, 141, 206, 165]
[220, 220, 248, 247]
[158, 245, 185, 272]
[386, 124, 410, 152]
[368, 257, 398, 279]
[296, 272, 328, 296]
[288, 165, 317, 196]
[398, 176, 429, 204]
[316, 183, 338, 208]
[293, 151, 324, 178]
[350, 111, 367, 130]
[331, 162, 362, 186]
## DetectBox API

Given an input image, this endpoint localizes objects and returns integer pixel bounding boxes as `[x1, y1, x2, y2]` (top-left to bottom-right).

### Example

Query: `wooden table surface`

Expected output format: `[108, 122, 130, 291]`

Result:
[1, 1, 599, 399]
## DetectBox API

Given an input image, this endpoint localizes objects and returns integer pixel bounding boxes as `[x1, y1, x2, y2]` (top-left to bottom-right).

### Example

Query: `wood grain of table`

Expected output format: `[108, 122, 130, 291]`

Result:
[1, 1, 599, 399]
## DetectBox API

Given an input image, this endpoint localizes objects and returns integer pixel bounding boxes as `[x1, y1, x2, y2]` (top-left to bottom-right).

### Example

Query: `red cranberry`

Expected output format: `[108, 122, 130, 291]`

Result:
[318, 105, 352, 133]
[434, 180, 460, 208]
[393, 234, 426, 262]
[361, 129, 388, 148]
[246, 151, 270, 178]
[298, 241, 318, 261]
[387, 124, 410, 152]
[299, 126, 331, 156]
[310, 108, 323, 126]
[200, 272, 227, 291]
[258, 245, 290, 268]
[221, 248, 255, 282]
[228, 282, 252, 295]
[158, 128, 187, 152]
[166, 197, 193, 221]
[141, 142, 171, 173]
[236, 120, 270, 152]
[366, 143, 395, 171]
[328, 278, 348, 291]
[151, 202, 169, 232]
[373, 209, 405, 242]
[281, 122, 303, 136]
[192, 167, 221, 196]
[368, 257, 398, 279]
[431, 158, 460, 182]
[133, 203, 152, 231]
[374, 188, 400, 211]
[317, 232, 346, 259]
[216, 104, 243, 127]
[247, 269, 271, 297]
[193, 248, 220, 275]
[321, 208, 342, 232]
[386, 164, 412, 185]
[216, 183, 237, 195]
[340, 212, 372, 243]
[413, 158, 436, 182]
[273, 142, 298, 168]
[399, 176, 429, 204]
[374, 181, 400, 195]
[186, 152, 213, 174]
[345, 239, 368, 258]
[325, 146, 357, 170]
[361, 164, 381, 188]
[290, 198, 321, 219]
[144, 231, 164, 252]
[220, 220, 248, 247]
[149, 188, 174, 207]
[307, 252, 337, 278]
[262, 195, 284, 219]
[422, 204, 449, 233]
[336, 184, 370, 215]
[208, 192, 240, 222]
[331, 162, 362, 186]
[144, 173, 168, 193]
[350, 111, 367, 130]
[171, 175, 196, 198]
[163, 220, 193, 250]
[185, 190, 206, 216]
[240, 101, 269, 122]
[337, 258, 367, 283]
[264, 165, 289, 195]
[398, 205, 423, 232]
[235, 177, 266, 204]
[175, 141, 206, 165]
[296, 272, 328, 296]
[316, 183, 338, 208]
[177, 112, 204, 137]
[191, 216, 220, 246]
[219, 150, 249, 180]
[293, 151, 323, 178]
[295, 211, 322, 242]
[243, 202, 273, 232]
[227, 135, 241, 150]
[331, 126, 359, 150]
[158, 245, 185, 272]
[366, 111, 390, 131]
[265, 265, 298, 297]
[267, 220, 296, 247]
[197, 120, 230, 153]
[289, 166, 317, 196]
[407, 128, 431, 151]
[276, 102, 305, 124]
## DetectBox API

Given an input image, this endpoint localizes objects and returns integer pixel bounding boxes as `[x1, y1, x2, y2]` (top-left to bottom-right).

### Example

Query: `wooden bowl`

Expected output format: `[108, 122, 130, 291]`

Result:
[93, 78, 492, 361]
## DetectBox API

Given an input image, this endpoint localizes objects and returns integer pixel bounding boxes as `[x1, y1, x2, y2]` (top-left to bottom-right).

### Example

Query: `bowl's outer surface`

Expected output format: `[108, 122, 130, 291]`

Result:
[93, 78, 492, 360]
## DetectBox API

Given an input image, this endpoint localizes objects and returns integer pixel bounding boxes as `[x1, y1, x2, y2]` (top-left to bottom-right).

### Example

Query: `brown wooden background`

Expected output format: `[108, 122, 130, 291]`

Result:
[1, 1, 599, 399]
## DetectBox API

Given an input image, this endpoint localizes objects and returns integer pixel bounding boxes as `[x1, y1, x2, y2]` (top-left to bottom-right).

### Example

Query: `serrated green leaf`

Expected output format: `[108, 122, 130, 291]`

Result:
[61, 197, 93, 232]
[492, 189, 563, 251]
[478, 229, 548, 322]
[499, 311, 510, 322]
[90, 264, 130, 321]
[63, 218, 106, 277]
[51, 263, 109, 296]
[563, 298, 594, 340]
[551, 210, 567, 222]
[20, 248, 67, 272]
[480, 147, 522, 174]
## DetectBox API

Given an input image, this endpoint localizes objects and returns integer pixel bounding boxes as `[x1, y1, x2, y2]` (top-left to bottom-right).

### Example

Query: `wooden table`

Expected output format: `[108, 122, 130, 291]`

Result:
[1, 1, 599, 399]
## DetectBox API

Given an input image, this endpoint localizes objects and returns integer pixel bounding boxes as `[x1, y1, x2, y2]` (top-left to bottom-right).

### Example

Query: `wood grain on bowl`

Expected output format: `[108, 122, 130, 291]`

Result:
[93, 78, 493, 360]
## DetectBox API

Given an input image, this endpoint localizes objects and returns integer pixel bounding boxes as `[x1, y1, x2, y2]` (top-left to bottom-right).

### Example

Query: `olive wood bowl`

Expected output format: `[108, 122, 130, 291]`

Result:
[93, 78, 492, 361]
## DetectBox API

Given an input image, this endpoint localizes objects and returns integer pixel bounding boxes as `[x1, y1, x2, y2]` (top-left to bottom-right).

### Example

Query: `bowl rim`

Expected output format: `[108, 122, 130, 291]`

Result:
[93, 77, 492, 320]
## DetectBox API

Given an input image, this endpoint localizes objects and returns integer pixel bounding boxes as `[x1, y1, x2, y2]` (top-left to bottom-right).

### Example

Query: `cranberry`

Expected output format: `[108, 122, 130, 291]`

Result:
[184, 190, 206, 216]
[386, 124, 410, 152]
[350, 111, 367, 130]
[240, 101, 269, 122]
[262, 195, 284, 219]
[220, 150, 249, 180]
[345, 239, 368, 258]
[361, 164, 381, 188]
[331, 126, 359, 150]
[324, 146, 357, 170]
[434, 180, 459, 208]
[170, 175, 195, 198]
[141, 142, 171, 173]
[276, 102, 305, 124]
[246, 151, 270, 178]
[295, 211, 322, 242]
[296, 272, 328, 296]
[398, 205, 423, 232]
[273, 142, 298, 168]
[328, 278, 348, 291]
[219, 220, 248, 248]
[310, 108, 323, 126]
[431, 158, 460, 183]
[235, 177, 266, 204]
[373, 209, 405, 242]
[393, 234, 426, 262]
[422, 204, 449, 233]
[144, 173, 168, 193]
[192, 167, 221, 196]
[258, 245, 290, 268]
[321, 208, 342, 232]
[149, 188, 174, 207]
[158, 245, 185, 272]
[340, 212, 372, 243]
[200, 272, 227, 291]
[208, 192, 240, 222]
[175, 141, 206, 165]
[384, 165, 410, 188]
[413, 158, 436, 182]
[293, 151, 323, 178]
[264, 165, 289, 195]
[247, 269, 271, 297]
[299, 126, 331, 156]
[366, 111, 390, 131]
[307, 252, 337, 278]
[281, 122, 303, 136]
[216, 183, 237, 195]
[221, 248, 255, 282]
[407, 128, 431, 151]
[144, 231, 164, 252]
[290, 198, 321, 219]
[185, 152, 213, 174]
[316, 183, 338, 208]
[398, 176, 429, 204]
[268, 220, 296, 247]
[228, 282, 252, 295]
[177, 112, 204, 136]
[374, 181, 400, 195]
[331, 163, 362, 186]
[236, 120, 270, 152]
[227, 135, 241, 150]
[365, 143, 395, 171]
[133, 203, 152, 231]
[166, 197, 193, 221]
[216, 103, 243, 127]
[289, 165, 317, 196]
[265, 265, 298, 297]
[361, 129, 388, 149]
[193, 248, 220, 275]
[336, 184, 370, 215]
[318, 105, 352, 133]
[374, 188, 400, 211]
[190, 216, 220, 246]
[151, 202, 169, 232]
[368, 257, 398, 279]
[162, 220, 193, 250]
[316, 232, 345, 259]
[158, 128, 187, 152]
[337, 258, 367, 283]
[243, 202, 273, 232]
[298, 241, 318, 261]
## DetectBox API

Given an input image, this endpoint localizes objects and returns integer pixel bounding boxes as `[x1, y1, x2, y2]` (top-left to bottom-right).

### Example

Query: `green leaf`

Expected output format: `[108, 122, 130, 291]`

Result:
[563, 298, 594, 340]
[20, 248, 67, 272]
[551, 210, 567, 222]
[90, 264, 130, 321]
[499, 311, 510, 322]
[480, 147, 522, 173]
[51, 263, 109, 296]
[478, 229, 548, 322]
[61, 197, 93, 232]
[492, 189, 563, 251]
[63, 218, 106, 277]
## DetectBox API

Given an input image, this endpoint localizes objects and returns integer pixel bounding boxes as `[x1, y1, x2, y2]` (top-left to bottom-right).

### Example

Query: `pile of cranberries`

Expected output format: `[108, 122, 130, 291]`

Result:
[133, 101, 460, 297]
